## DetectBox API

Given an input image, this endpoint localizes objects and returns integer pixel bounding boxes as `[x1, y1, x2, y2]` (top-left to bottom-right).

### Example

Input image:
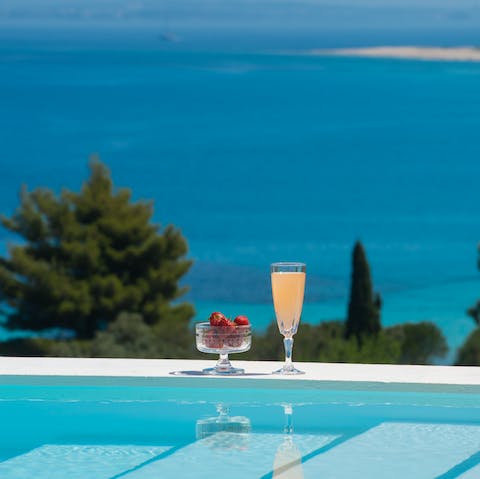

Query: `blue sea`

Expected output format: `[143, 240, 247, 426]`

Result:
[1, 26, 479, 361]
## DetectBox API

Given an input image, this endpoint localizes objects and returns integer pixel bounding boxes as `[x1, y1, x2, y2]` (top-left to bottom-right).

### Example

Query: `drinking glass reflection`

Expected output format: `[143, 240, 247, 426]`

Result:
[196, 404, 251, 450]
[272, 404, 304, 479]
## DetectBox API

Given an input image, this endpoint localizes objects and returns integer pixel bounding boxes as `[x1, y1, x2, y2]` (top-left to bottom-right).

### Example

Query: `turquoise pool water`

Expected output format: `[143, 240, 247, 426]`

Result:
[0, 377, 479, 478]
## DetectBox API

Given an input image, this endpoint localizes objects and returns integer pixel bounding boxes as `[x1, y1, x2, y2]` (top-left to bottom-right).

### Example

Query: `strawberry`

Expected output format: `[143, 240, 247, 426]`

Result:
[203, 330, 224, 349]
[226, 332, 243, 348]
[219, 317, 236, 328]
[209, 311, 226, 327]
[234, 315, 250, 326]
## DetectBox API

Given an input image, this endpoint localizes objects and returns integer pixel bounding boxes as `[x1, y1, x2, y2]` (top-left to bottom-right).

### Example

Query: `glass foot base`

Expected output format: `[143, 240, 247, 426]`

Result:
[273, 366, 305, 375]
[202, 367, 245, 375]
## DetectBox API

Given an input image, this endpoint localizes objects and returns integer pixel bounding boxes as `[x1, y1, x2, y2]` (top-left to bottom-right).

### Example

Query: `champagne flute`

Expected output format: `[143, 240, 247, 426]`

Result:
[270, 262, 306, 375]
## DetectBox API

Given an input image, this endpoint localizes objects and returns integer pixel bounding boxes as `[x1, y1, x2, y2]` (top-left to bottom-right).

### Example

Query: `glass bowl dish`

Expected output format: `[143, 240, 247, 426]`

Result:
[196, 322, 251, 374]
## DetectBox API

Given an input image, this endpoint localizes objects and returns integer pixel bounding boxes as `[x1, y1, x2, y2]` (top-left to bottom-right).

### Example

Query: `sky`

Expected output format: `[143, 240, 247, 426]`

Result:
[1, 0, 480, 31]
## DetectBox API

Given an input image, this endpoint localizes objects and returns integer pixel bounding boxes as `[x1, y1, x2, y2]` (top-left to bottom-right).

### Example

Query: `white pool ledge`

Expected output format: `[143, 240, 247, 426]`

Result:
[0, 357, 479, 393]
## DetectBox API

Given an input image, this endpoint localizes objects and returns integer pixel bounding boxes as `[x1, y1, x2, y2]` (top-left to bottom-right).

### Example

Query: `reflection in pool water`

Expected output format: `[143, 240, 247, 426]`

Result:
[1, 383, 480, 478]
[272, 404, 304, 479]
[196, 404, 251, 450]
[196, 402, 307, 478]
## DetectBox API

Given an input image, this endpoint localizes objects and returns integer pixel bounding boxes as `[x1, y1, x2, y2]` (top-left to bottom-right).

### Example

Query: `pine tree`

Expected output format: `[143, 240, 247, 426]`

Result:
[0, 158, 194, 340]
[345, 241, 381, 342]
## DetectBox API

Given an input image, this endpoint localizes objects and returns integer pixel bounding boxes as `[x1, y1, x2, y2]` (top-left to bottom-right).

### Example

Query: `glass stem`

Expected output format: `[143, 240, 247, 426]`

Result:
[283, 337, 294, 370]
[283, 404, 293, 434]
[216, 353, 231, 371]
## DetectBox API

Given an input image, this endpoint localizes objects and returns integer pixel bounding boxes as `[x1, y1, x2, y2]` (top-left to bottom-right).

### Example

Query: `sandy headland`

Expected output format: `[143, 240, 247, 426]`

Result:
[310, 46, 480, 62]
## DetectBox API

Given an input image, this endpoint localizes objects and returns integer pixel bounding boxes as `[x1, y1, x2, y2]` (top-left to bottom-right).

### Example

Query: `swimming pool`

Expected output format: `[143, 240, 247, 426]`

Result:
[0, 358, 479, 478]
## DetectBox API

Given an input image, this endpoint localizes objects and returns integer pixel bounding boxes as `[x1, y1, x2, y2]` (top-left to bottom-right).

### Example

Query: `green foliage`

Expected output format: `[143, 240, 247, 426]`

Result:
[44, 312, 200, 359]
[0, 338, 51, 357]
[246, 320, 446, 365]
[467, 301, 480, 326]
[91, 312, 160, 358]
[45, 338, 92, 357]
[245, 322, 285, 361]
[0, 158, 194, 340]
[455, 328, 480, 365]
[385, 322, 448, 364]
[345, 241, 381, 342]
[457, 242, 480, 365]
[294, 322, 400, 364]
[467, 243, 480, 325]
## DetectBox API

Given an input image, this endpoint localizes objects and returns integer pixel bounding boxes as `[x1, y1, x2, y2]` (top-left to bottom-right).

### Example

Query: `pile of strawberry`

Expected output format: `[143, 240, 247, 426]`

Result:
[209, 311, 250, 328]
[203, 312, 250, 349]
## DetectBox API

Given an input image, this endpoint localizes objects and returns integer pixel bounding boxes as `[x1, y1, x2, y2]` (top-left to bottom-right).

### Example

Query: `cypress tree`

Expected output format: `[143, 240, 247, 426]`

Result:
[345, 241, 381, 342]
[0, 158, 194, 340]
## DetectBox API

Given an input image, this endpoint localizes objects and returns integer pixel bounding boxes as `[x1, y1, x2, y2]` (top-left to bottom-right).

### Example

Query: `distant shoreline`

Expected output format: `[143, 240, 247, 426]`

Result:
[309, 46, 480, 62]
